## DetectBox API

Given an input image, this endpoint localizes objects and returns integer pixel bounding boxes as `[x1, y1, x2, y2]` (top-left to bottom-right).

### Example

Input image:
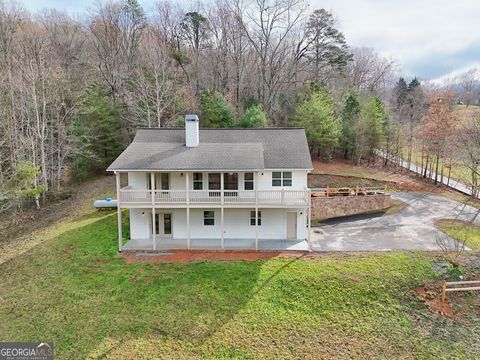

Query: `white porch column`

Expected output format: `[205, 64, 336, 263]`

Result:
[151, 172, 156, 251]
[116, 172, 123, 252]
[255, 172, 258, 206]
[152, 207, 156, 251]
[307, 206, 312, 252]
[185, 172, 190, 204]
[255, 207, 259, 251]
[220, 172, 224, 204]
[150, 172, 155, 205]
[221, 207, 224, 250]
[255, 172, 259, 251]
[186, 207, 191, 249]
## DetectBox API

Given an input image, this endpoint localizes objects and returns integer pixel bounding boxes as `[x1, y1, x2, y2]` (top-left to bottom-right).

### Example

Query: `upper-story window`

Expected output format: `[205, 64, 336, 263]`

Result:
[244, 172, 254, 190]
[224, 173, 238, 190]
[193, 172, 203, 190]
[272, 171, 292, 187]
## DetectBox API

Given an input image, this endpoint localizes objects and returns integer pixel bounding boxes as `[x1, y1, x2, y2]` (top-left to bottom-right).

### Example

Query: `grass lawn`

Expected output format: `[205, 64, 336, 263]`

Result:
[436, 219, 480, 251]
[403, 149, 472, 186]
[1, 211, 479, 358]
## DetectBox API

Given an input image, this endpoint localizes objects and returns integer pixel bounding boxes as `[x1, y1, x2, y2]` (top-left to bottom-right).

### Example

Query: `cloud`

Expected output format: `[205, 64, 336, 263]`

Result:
[312, 0, 480, 79]
[406, 40, 480, 80]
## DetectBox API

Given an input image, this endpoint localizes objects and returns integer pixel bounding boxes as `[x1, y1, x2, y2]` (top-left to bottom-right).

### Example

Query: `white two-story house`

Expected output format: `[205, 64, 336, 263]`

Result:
[107, 115, 313, 251]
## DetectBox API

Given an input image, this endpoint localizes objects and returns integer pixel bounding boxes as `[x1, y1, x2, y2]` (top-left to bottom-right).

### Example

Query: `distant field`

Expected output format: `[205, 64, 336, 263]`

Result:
[402, 149, 472, 185]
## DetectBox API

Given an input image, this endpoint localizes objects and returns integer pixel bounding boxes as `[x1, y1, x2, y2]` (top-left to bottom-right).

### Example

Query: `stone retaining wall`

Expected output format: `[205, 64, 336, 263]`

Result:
[312, 194, 391, 220]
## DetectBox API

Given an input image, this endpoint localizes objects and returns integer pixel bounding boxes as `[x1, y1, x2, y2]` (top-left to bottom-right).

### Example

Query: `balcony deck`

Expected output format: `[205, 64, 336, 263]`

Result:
[119, 188, 310, 208]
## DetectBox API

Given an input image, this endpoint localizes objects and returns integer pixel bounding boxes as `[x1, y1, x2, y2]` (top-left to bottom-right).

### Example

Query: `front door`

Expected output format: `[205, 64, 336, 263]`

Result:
[286, 212, 297, 240]
[155, 213, 173, 237]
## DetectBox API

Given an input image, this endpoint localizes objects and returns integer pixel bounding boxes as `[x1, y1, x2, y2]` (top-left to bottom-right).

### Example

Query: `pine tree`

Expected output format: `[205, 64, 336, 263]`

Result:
[200, 90, 235, 128]
[238, 105, 268, 128]
[340, 91, 361, 160]
[292, 86, 341, 160]
[393, 77, 408, 111]
[74, 84, 124, 179]
[356, 97, 386, 164]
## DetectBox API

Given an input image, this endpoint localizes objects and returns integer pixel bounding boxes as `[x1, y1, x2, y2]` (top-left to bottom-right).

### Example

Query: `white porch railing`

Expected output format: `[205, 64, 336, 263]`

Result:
[119, 187, 310, 206]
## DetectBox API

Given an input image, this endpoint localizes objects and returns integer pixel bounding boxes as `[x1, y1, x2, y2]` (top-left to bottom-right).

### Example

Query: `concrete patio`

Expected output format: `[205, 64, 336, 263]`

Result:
[122, 238, 309, 251]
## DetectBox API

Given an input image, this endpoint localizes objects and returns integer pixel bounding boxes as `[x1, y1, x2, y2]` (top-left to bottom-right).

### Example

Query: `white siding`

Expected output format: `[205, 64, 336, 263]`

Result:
[128, 172, 148, 189]
[125, 170, 309, 243]
[256, 170, 307, 190]
[126, 170, 308, 191]
[129, 208, 150, 239]
[128, 208, 307, 240]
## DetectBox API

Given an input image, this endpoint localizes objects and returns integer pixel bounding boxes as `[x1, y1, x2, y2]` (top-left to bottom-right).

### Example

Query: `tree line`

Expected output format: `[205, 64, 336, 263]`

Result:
[0, 0, 399, 212]
[7, 0, 479, 210]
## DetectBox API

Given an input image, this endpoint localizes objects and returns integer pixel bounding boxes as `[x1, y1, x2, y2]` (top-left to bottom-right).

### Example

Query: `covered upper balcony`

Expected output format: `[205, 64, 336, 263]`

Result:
[117, 171, 310, 208]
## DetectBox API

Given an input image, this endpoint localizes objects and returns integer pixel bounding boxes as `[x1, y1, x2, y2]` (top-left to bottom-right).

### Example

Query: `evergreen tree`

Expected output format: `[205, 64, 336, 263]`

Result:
[199, 90, 235, 128]
[74, 84, 124, 179]
[356, 97, 386, 164]
[340, 91, 361, 160]
[393, 77, 408, 111]
[238, 105, 268, 128]
[1, 161, 45, 212]
[303, 9, 353, 81]
[408, 77, 421, 90]
[292, 86, 341, 160]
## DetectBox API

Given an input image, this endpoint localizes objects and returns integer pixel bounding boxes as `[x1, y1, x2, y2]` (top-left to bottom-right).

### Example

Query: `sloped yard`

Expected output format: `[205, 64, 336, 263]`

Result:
[0, 209, 479, 359]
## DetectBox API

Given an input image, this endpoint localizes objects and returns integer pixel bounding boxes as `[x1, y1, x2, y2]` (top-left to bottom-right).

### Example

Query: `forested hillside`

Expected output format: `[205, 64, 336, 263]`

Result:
[0, 0, 479, 212]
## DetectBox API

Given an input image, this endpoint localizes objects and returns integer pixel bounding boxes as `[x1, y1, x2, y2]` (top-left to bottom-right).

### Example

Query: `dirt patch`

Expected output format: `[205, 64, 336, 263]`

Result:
[308, 174, 383, 188]
[415, 282, 454, 318]
[123, 250, 310, 264]
[311, 159, 461, 194]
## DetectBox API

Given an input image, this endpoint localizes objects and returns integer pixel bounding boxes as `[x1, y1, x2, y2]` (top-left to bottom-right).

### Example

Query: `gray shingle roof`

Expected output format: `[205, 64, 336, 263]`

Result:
[107, 128, 313, 171]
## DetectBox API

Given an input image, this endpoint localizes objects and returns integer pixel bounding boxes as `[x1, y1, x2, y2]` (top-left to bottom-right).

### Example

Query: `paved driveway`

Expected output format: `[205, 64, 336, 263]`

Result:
[310, 192, 480, 251]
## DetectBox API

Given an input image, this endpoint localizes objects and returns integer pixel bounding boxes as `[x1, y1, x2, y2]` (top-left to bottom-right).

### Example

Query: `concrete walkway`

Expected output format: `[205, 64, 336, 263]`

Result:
[310, 192, 480, 251]
[123, 237, 309, 251]
[376, 150, 476, 198]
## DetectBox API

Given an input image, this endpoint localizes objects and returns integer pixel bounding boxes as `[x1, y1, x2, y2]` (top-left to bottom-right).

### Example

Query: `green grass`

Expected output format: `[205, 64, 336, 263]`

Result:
[0, 212, 479, 359]
[403, 149, 472, 186]
[436, 219, 480, 251]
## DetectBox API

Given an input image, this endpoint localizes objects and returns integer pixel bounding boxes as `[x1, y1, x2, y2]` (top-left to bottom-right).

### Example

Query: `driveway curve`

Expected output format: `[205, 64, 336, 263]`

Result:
[311, 192, 480, 251]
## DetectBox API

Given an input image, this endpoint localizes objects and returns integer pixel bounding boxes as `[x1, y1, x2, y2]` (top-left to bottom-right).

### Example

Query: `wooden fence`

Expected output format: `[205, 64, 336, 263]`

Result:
[441, 280, 480, 303]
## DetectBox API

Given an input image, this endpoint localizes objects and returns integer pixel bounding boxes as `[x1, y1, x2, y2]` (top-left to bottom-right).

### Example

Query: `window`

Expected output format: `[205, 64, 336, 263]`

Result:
[250, 211, 261, 226]
[244, 172, 254, 190]
[204, 211, 215, 226]
[161, 173, 169, 190]
[146, 173, 152, 190]
[224, 173, 238, 190]
[193, 173, 203, 190]
[272, 172, 282, 186]
[272, 172, 292, 187]
[208, 173, 221, 190]
[283, 172, 292, 186]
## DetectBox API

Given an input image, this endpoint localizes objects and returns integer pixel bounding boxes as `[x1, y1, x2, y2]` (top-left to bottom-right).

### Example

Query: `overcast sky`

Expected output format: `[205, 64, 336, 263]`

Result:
[23, 0, 480, 82]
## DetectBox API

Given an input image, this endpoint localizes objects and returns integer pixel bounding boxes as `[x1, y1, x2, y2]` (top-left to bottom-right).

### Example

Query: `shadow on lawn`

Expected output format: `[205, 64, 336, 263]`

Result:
[0, 210, 298, 359]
